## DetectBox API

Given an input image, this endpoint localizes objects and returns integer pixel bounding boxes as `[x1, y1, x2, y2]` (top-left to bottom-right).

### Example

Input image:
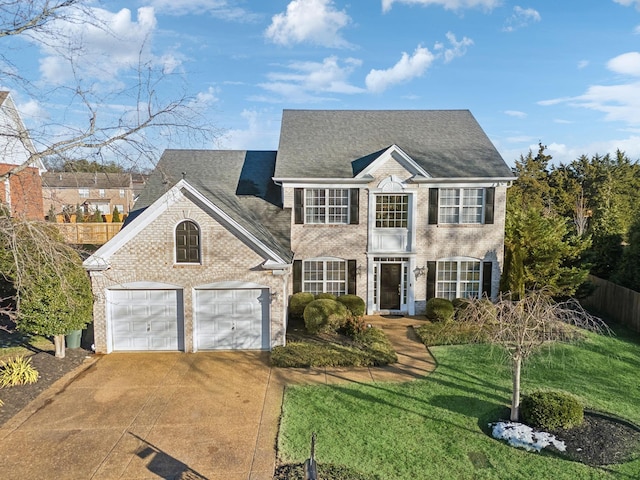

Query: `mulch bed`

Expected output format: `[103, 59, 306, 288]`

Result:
[550, 411, 640, 466]
[0, 347, 94, 427]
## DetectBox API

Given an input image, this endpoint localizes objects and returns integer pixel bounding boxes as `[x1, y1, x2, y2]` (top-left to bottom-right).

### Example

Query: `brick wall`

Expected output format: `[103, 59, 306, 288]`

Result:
[90, 194, 286, 353]
[0, 164, 44, 219]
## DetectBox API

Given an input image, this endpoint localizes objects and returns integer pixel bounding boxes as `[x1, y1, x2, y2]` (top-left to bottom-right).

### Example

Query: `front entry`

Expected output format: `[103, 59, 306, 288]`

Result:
[380, 263, 402, 309]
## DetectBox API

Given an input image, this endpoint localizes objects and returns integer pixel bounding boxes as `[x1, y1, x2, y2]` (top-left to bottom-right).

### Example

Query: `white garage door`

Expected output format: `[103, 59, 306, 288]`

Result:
[195, 289, 269, 350]
[109, 289, 184, 351]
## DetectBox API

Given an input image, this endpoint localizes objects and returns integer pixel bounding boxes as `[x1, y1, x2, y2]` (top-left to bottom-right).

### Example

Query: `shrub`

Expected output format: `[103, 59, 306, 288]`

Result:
[425, 298, 455, 323]
[415, 321, 489, 346]
[452, 297, 471, 315]
[520, 390, 584, 430]
[337, 294, 366, 317]
[315, 292, 337, 300]
[289, 292, 315, 319]
[303, 299, 349, 334]
[0, 356, 39, 387]
[342, 315, 367, 338]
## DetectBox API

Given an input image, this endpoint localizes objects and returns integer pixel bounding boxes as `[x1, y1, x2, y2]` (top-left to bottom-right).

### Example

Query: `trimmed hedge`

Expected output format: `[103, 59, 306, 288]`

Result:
[337, 294, 366, 317]
[289, 292, 315, 318]
[303, 299, 349, 334]
[316, 293, 337, 300]
[520, 390, 584, 430]
[425, 298, 455, 323]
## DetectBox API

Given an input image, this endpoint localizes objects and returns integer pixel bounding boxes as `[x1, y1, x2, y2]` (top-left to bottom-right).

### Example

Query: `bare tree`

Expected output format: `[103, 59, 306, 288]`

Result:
[0, 1, 218, 355]
[459, 291, 609, 422]
[574, 189, 590, 237]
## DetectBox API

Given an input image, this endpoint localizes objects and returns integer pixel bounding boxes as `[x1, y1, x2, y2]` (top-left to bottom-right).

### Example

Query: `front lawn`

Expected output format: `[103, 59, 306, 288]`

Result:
[277, 325, 640, 479]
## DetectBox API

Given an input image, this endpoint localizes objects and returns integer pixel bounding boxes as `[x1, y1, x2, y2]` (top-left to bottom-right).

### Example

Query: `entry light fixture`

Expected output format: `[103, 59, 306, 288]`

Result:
[355, 265, 365, 277]
[413, 265, 426, 278]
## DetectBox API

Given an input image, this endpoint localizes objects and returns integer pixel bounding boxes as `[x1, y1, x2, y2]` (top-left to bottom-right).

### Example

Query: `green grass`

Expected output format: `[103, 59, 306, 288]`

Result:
[0, 329, 53, 361]
[278, 325, 640, 479]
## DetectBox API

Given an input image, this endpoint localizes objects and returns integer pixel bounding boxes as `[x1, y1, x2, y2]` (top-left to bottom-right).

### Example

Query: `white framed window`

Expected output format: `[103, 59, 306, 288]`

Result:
[119, 189, 125, 198]
[98, 189, 105, 198]
[439, 188, 484, 224]
[436, 258, 481, 300]
[304, 188, 349, 224]
[303, 259, 346, 295]
[78, 188, 89, 198]
[376, 194, 408, 228]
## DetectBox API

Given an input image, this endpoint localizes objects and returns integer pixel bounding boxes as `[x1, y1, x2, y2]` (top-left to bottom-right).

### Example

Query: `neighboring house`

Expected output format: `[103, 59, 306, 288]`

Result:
[0, 91, 45, 219]
[41, 172, 135, 219]
[84, 110, 514, 354]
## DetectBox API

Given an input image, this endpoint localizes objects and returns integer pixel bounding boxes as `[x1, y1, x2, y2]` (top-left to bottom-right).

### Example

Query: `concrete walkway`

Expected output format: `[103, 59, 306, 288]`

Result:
[0, 316, 435, 480]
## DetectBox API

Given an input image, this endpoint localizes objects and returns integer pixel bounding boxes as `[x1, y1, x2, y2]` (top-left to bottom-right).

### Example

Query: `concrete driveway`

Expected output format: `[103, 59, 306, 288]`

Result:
[0, 352, 284, 480]
[0, 316, 437, 480]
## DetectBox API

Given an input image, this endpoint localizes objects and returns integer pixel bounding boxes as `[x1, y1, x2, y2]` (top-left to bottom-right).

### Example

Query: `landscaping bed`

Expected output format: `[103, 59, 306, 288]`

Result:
[271, 316, 397, 367]
[0, 326, 93, 427]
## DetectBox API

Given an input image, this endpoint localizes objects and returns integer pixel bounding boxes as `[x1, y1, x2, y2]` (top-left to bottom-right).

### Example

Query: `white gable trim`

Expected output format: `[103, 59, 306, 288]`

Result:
[355, 145, 430, 179]
[83, 179, 288, 270]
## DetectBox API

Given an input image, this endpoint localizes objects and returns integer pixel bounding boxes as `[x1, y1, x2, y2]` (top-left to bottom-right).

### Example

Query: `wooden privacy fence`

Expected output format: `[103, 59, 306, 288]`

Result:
[581, 275, 640, 333]
[55, 222, 123, 245]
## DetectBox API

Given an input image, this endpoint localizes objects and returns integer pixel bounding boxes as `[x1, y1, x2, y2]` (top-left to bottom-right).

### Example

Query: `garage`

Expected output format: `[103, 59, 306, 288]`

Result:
[194, 288, 270, 350]
[108, 289, 184, 351]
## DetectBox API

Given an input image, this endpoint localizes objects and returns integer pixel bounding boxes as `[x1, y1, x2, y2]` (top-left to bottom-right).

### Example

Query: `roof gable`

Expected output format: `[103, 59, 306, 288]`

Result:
[354, 144, 430, 179]
[274, 110, 514, 180]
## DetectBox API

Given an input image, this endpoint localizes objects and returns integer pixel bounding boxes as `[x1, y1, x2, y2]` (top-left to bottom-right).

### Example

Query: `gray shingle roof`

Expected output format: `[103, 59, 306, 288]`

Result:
[274, 110, 514, 179]
[134, 150, 292, 262]
[42, 172, 132, 189]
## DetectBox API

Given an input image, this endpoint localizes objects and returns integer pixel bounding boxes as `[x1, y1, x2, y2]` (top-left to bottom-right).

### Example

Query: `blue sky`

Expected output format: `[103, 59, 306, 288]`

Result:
[6, 0, 640, 167]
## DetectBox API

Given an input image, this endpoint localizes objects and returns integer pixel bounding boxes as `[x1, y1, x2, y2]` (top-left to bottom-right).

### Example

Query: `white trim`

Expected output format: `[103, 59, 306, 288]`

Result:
[108, 281, 183, 289]
[194, 281, 269, 290]
[412, 177, 514, 184]
[83, 179, 289, 270]
[273, 178, 373, 187]
[355, 144, 430, 179]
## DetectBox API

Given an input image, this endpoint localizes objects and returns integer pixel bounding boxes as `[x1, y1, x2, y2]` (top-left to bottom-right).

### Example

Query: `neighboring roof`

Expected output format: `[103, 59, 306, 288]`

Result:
[0, 91, 44, 172]
[41, 172, 133, 189]
[274, 109, 514, 179]
[134, 149, 292, 262]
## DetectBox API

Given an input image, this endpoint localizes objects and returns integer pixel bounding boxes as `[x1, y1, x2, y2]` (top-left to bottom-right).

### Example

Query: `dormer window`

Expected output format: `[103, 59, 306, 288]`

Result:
[175, 220, 200, 264]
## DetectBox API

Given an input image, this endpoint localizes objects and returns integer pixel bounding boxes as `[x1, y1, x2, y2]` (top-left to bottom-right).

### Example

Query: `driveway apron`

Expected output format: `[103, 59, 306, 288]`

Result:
[0, 352, 281, 480]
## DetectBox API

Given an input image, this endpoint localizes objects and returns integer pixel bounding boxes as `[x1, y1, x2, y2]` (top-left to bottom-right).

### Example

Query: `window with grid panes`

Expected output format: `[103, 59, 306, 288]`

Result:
[436, 259, 481, 300]
[303, 260, 346, 295]
[375, 194, 408, 228]
[438, 188, 484, 224]
[305, 188, 349, 224]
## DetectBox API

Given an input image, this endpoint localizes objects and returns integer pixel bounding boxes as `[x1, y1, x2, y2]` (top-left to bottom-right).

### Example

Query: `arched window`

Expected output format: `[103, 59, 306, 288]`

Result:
[175, 220, 200, 263]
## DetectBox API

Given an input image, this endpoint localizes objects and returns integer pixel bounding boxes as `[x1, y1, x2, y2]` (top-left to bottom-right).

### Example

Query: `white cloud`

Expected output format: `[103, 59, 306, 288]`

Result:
[613, 0, 640, 9]
[265, 0, 351, 48]
[256, 56, 364, 103]
[607, 52, 640, 76]
[37, 7, 164, 85]
[219, 110, 280, 149]
[382, 0, 500, 13]
[440, 32, 473, 62]
[635, 24, 640, 34]
[504, 110, 527, 118]
[144, 0, 259, 21]
[365, 46, 435, 93]
[503, 6, 541, 32]
[578, 60, 589, 69]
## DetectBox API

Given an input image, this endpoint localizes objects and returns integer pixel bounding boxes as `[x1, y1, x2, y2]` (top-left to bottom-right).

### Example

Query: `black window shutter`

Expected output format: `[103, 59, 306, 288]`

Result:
[348, 260, 357, 294]
[484, 187, 495, 224]
[482, 261, 493, 298]
[349, 189, 359, 225]
[294, 188, 303, 224]
[293, 260, 302, 293]
[426, 261, 436, 300]
[428, 188, 438, 225]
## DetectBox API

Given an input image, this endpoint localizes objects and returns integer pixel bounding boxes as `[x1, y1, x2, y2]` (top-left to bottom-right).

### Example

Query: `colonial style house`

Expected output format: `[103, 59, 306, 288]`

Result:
[0, 91, 45, 219]
[41, 171, 135, 220]
[84, 110, 514, 354]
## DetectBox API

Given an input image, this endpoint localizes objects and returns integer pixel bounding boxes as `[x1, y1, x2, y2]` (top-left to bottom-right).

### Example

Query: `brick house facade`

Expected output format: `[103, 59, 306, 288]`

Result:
[84, 110, 513, 353]
[0, 91, 45, 219]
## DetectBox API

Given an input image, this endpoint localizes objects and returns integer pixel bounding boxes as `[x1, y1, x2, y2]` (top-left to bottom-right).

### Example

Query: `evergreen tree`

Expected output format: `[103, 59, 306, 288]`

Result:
[112, 206, 121, 223]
